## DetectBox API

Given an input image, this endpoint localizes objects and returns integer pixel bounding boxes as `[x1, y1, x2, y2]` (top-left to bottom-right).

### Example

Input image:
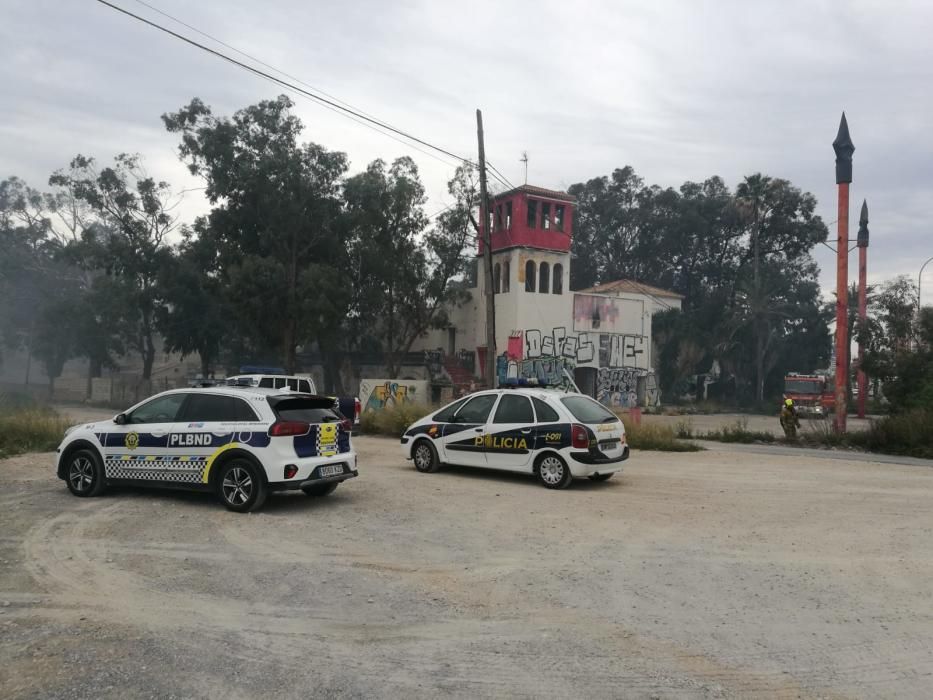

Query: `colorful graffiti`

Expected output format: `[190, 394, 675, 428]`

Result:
[596, 368, 641, 408]
[359, 379, 428, 412]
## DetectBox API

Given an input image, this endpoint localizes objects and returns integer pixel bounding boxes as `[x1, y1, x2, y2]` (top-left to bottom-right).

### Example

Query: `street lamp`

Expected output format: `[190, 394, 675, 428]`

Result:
[920, 255, 933, 310]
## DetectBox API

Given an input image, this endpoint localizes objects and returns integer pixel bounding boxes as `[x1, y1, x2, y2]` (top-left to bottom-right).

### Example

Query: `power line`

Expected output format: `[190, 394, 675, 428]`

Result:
[95, 0, 476, 167]
[128, 0, 460, 170]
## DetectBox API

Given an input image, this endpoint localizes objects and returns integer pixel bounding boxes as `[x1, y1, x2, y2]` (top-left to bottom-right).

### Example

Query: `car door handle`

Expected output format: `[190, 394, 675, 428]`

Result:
[520, 429, 532, 434]
[474, 427, 484, 433]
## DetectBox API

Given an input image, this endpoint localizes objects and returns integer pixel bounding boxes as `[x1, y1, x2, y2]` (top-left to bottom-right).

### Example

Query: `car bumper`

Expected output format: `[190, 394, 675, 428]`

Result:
[567, 446, 630, 477]
[266, 453, 358, 490]
[269, 462, 359, 491]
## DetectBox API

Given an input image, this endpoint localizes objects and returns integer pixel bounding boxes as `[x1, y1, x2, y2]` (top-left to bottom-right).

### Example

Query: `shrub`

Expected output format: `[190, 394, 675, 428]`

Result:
[848, 410, 933, 458]
[703, 417, 775, 444]
[620, 417, 703, 452]
[0, 408, 72, 458]
[359, 403, 435, 438]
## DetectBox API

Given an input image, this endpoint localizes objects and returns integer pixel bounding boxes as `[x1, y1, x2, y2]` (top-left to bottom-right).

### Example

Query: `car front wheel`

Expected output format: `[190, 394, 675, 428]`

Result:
[66, 449, 106, 497]
[217, 459, 267, 512]
[412, 439, 440, 473]
[536, 453, 572, 489]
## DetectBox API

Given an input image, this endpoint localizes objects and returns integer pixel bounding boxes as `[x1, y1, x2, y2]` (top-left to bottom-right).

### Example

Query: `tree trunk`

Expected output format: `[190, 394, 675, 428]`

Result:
[755, 326, 765, 403]
[200, 354, 210, 379]
[283, 321, 296, 375]
[142, 334, 155, 380]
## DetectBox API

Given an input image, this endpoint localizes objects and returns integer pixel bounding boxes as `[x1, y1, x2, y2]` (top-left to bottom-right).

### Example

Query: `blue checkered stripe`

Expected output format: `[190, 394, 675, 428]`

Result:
[104, 455, 208, 483]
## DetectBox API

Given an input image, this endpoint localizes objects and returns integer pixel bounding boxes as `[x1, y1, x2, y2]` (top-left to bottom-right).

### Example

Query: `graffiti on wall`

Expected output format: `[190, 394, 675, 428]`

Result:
[500, 326, 656, 407]
[497, 354, 574, 388]
[359, 379, 429, 412]
[524, 327, 595, 363]
[596, 368, 640, 408]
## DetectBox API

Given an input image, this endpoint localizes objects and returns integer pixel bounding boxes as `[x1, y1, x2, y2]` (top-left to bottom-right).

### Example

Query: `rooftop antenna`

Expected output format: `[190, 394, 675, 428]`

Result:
[520, 151, 528, 184]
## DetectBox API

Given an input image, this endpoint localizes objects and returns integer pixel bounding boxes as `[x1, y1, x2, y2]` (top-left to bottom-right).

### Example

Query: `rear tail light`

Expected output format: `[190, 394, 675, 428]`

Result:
[340, 418, 352, 432]
[284, 464, 298, 479]
[269, 420, 311, 437]
[571, 424, 590, 449]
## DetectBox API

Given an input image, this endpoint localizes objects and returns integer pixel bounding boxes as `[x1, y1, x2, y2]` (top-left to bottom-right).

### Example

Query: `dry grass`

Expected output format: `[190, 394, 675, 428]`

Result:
[359, 403, 435, 438]
[0, 408, 71, 458]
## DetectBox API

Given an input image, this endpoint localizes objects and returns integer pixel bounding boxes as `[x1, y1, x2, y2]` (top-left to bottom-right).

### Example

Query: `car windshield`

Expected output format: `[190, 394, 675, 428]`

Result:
[268, 396, 341, 423]
[784, 380, 823, 394]
[560, 396, 619, 424]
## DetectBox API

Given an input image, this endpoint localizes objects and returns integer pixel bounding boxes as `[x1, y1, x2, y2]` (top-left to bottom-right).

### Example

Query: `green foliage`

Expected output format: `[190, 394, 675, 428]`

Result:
[0, 407, 71, 458]
[359, 404, 435, 438]
[570, 168, 829, 406]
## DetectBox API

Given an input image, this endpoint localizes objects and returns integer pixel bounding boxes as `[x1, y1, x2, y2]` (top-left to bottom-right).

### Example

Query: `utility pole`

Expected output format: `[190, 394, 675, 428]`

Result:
[832, 112, 854, 434]
[477, 109, 496, 388]
[856, 199, 869, 419]
[520, 151, 528, 184]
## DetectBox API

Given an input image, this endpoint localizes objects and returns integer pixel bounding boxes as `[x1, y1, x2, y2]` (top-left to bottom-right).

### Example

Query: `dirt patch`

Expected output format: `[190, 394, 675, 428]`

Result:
[1, 437, 931, 698]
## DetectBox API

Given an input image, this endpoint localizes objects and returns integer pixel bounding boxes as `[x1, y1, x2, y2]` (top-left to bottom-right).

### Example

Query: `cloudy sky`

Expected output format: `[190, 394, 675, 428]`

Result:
[3, 0, 932, 297]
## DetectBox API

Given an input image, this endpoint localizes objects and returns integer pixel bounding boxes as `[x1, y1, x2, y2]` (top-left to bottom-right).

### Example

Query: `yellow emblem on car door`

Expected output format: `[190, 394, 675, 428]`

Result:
[125, 432, 139, 450]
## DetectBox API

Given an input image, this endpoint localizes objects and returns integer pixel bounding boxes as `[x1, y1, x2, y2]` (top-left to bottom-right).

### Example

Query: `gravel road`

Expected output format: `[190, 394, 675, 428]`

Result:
[2, 436, 932, 698]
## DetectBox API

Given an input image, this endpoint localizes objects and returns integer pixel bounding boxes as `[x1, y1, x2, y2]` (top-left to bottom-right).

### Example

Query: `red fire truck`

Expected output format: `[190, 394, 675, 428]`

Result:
[783, 373, 835, 416]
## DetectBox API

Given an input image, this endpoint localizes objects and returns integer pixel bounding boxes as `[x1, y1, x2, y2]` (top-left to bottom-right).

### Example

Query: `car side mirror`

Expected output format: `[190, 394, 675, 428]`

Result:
[114, 413, 127, 425]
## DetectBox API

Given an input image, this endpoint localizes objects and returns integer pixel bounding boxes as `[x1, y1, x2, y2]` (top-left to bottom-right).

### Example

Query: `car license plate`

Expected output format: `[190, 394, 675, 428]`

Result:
[601, 440, 620, 450]
[319, 464, 344, 477]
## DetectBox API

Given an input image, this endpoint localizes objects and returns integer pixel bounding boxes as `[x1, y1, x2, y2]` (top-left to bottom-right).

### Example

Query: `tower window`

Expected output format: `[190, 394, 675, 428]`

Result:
[527, 199, 538, 228]
[555, 205, 565, 232]
[539, 262, 550, 293]
[505, 201, 512, 229]
[524, 260, 536, 292]
[502, 260, 510, 293]
[493, 262, 501, 294]
[553, 263, 563, 294]
[541, 202, 551, 230]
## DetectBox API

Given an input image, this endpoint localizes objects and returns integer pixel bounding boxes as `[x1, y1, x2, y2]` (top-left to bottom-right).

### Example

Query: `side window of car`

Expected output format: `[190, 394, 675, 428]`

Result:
[433, 398, 468, 423]
[181, 394, 257, 422]
[274, 378, 287, 389]
[258, 378, 274, 388]
[287, 378, 299, 391]
[128, 393, 187, 424]
[299, 379, 312, 393]
[493, 395, 534, 423]
[532, 397, 560, 423]
[453, 394, 498, 424]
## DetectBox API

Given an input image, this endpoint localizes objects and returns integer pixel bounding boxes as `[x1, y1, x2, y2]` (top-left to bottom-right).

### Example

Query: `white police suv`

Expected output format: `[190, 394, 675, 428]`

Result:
[401, 388, 628, 489]
[55, 387, 358, 512]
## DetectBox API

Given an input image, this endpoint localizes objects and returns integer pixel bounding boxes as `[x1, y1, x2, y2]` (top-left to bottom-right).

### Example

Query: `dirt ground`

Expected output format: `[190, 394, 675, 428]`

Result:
[2, 434, 932, 699]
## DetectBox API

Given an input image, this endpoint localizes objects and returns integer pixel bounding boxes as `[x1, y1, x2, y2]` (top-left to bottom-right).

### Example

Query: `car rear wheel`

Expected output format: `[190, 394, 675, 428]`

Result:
[412, 439, 440, 473]
[66, 449, 106, 497]
[536, 453, 572, 489]
[217, 459, 267, 512]
[301, 482, 338, 497]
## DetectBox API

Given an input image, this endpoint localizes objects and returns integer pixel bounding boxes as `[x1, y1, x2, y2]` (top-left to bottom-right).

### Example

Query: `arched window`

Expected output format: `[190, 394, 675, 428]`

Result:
[552, 263, 563, 294]
[524, 260, 536, 292]
[539, 262, 550, 293]
[502, 260, 510, 293]
[493, 262, 501, 294]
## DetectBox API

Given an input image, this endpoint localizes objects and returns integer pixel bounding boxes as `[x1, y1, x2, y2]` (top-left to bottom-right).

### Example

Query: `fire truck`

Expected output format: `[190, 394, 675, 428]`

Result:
[783, 373, 835, 416]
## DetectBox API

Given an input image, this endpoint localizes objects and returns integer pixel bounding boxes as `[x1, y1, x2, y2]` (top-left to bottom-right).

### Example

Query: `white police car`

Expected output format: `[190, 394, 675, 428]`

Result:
[401, 388, 628, 489]
[55, 386, 358, 512]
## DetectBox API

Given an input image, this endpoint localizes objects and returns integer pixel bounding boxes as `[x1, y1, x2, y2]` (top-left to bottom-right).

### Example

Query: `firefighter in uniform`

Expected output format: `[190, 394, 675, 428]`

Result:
[780, 398, 801, 438]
